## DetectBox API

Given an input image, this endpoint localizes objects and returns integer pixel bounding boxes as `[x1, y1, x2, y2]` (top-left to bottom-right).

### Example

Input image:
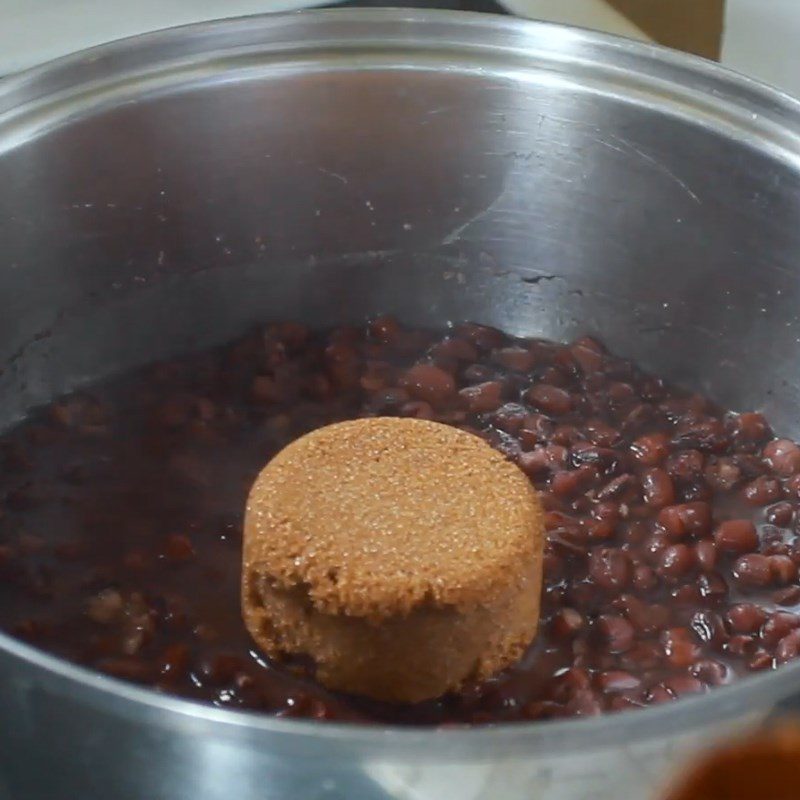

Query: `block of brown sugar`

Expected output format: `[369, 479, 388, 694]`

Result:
[242, 416, 544, 704]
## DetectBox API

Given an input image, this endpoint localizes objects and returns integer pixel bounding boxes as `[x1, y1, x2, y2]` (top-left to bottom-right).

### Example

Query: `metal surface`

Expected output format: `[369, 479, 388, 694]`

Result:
[2, 9, 800, 800]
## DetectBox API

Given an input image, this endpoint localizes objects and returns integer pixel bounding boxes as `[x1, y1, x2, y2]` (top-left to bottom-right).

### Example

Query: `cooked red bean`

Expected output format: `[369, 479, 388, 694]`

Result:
[773, 586, 800, 606]
[645, 684, 675, 705]
[400, 364, 455, 406]
[732, 554, 772, 588]
[661, 628, 701, 668]
[704, 458, 741, 492]
[776, 629, 800, 663]
[730, 412, 770, 443]
[630, 434, 669, 467]
[726, 603, 768, 634]
[589, 548, 632, 591]
[764, 439, 800, 476]
[595, 671, 640, 692]
[760, 612, 800, 647]
[694, 540, 717, 572]
[690, 658, 730, 686]
[766, 502, 794, 527]
[458, 381, 504, 414]
[657, 502, 712, 539]
[769, 555, 798, 585]
[656, 544, 695, 583]
[526, 384, 573, 416]
[597, 614, 635, 653]
[690, 610, 727, 647]
[641, 468, 675, 509]
[747, 650, 774, 671]
[492, 347, 536, 373]
[742, 476, 783, 506]
[697, 572, 729, 603]
[713, 520, 759, 554]
[1, 318, 799, 726]
[550, 608, 584, 640]
[663, 675, 705, 697]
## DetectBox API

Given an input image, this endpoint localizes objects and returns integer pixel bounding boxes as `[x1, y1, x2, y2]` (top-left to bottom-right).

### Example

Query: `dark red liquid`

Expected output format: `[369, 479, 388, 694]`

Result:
[1, 318, 799, 725]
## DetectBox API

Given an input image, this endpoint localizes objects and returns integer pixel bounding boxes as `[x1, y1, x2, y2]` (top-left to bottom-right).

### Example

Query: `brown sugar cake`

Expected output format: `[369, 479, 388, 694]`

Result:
[242, 416, 545, 704]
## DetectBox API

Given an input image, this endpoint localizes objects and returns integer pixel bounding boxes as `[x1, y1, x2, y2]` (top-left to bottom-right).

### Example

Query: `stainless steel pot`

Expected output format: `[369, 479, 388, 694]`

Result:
[3, 9, 800, 800]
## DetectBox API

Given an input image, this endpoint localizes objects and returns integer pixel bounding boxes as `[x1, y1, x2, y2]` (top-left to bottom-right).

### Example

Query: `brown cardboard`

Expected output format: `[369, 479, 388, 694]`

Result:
[606, 0, 725, 60]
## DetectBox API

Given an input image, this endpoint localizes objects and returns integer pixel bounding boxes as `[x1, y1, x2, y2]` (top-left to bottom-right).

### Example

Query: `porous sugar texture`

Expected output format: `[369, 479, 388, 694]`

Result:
[243, 417, 543, 617]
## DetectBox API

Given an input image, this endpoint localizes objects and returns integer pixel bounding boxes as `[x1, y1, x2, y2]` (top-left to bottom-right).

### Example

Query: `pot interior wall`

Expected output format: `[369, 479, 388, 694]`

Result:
[2, 60, 800, 432]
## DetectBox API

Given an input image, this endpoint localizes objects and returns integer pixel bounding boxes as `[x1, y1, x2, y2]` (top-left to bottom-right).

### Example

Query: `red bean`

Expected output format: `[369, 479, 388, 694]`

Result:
[399, 400, 434, 419]
[690, 610, 727, 647]
[786, 474, 800, 499]
[730, 412, 770, 443]
[663, 675, 705, 697]
[773, 586, 800, 606]
[518, 414, 553, 449]
[665, 450, 705, 480]
[726, 603, 768, 634]
[630, 434, 669, 467]
[589, 548, 632, 591]
[671, 417, 729, 454]
[760, 612, 800, 647]
[632, 565, 658, 592]
[704, 458, 741, 492]
[764, 439, 800, 476]
[657, 544, 695, 583]
[697, 572, 729, 603]
[742, 476, 783, 506]
[658, 502, 712, 539]
[766, 502, 794, 527]
[569, 337, 605, 375]
[400, 364, 455, 406]
[641, 468, 675, 509]
[458, 381, 504, 413]
[526, 384, 573, 416]
[770, 555, 798, 585]
[776, 629, 800, 663]
[747, 651, 774, 672]
[517, 445, 568, 478]
[690, 659, 730, 686]
[549, 667, 592, 702]
[661, 628, 700, 667]
[491, 404, 529, 434]
[492, 347, 536, 373]
[694, 540, 717, 572]
[645, 684, 675, 705]
[713, 520, 758, 553]
[550, 608, 584, 641]
[431, 337, 479, 363]
[455, 323, 506, 351]
[670, 583, 703, 606]
[596, 671, 640, 692]
[732, 554, 772, 587]
[726, 635, 758, 657]
[367, 316, 401, 344]
[566, 689, 603, 717]
[597, 615, 635, 653]
[583, 420, 620, 448]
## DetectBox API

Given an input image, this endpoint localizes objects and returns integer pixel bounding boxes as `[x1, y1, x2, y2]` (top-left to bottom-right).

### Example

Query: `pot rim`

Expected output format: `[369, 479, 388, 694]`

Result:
[2, 7, 800, 758]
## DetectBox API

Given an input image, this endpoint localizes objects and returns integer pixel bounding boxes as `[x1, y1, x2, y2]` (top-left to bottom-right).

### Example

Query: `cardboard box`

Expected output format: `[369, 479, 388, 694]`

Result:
[606, 0, 725, 60]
